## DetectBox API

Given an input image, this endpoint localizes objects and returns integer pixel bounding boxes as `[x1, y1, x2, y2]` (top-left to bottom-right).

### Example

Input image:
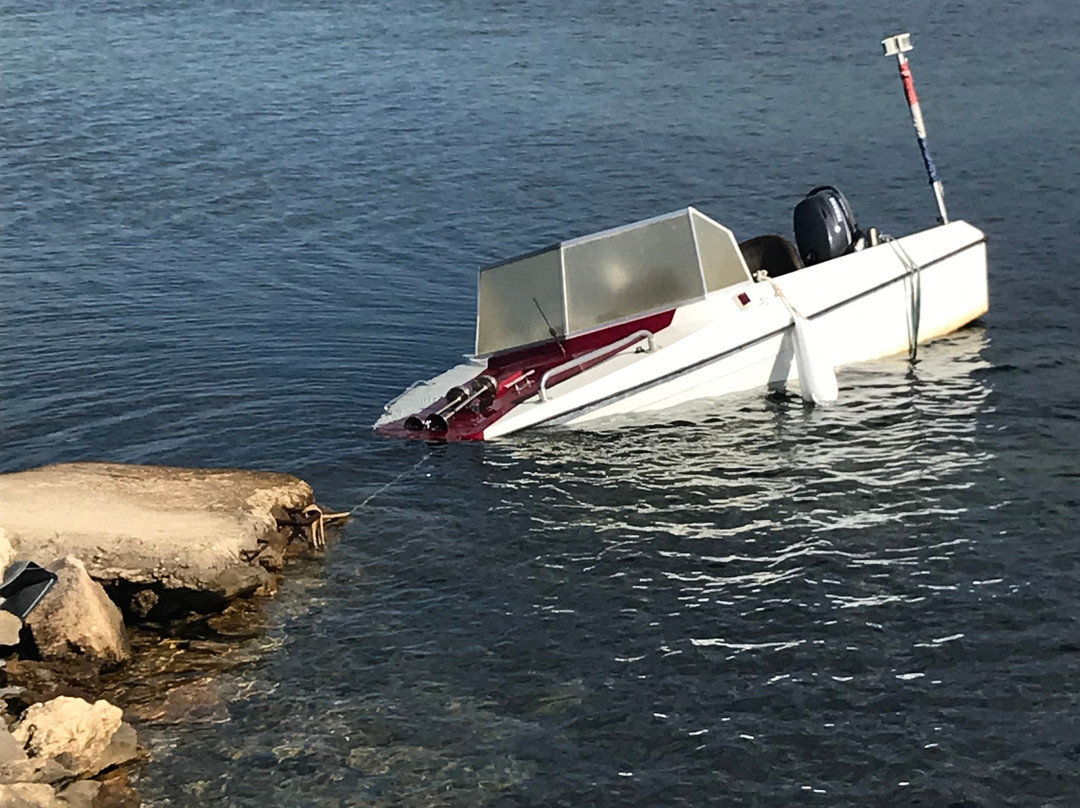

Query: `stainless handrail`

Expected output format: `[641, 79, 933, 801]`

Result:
[538, 329, 657, 402]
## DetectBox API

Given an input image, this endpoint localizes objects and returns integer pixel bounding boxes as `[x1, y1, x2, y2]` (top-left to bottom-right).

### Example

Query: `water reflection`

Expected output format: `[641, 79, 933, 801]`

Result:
[135, 330, 1009, 806]
[485, 326, 994, 561]
[359, 328, 1006, 802]
[459, 328, 1002, 744]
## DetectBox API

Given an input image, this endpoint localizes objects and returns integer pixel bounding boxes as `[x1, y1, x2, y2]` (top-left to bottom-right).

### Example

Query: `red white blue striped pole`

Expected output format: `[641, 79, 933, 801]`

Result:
[882, 32, 949, 224]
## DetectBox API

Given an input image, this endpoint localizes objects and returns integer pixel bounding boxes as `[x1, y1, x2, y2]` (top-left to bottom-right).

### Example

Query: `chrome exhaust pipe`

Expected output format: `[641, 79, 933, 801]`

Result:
[403, 384, 472, 432]
[423, 375, 496, 433]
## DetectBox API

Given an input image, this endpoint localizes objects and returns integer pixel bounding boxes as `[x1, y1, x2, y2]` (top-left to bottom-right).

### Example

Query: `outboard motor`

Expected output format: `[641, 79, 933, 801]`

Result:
[793, 185, 865, 266]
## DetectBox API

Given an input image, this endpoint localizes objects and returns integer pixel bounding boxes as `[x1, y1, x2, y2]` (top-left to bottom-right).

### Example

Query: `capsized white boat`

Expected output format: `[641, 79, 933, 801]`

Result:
[374, 33, 989, 442]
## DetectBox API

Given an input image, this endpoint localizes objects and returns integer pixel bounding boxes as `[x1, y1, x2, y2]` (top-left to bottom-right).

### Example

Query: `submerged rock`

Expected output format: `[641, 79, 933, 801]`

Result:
[87, 769, 140, 808]
[25, 557, 130, 669]
[124, 678, 224, 725]
[1, 660, 101, 710]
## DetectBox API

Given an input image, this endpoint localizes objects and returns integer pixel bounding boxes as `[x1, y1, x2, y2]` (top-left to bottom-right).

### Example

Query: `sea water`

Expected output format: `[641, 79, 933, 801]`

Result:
[3, 0, 1079, 804]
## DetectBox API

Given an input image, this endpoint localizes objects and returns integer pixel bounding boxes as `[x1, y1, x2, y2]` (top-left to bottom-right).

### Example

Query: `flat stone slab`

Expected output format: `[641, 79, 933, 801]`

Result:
[0, 463, 313, 591]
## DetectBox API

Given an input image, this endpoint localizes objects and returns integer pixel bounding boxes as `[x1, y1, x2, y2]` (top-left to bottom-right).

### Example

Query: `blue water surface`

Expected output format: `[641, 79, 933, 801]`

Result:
[3, 0, 1079, 805]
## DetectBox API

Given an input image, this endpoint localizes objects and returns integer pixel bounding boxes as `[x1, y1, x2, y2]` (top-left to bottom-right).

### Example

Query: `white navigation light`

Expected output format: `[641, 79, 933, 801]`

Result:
[881, 32, 913, 56]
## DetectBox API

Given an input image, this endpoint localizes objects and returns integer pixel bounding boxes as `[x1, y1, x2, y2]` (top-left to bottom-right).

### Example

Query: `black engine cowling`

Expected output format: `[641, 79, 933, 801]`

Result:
[793, 185, 863, 266]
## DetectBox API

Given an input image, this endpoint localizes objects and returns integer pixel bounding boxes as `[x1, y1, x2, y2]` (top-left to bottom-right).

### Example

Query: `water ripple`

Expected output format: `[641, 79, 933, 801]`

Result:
[4, 0, 1079, 804]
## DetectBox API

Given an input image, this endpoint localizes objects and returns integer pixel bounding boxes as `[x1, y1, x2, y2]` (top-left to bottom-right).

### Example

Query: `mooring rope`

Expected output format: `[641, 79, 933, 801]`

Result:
[768, 278, 808, 320]
[349, 452, 432, 514]
[881, 233, 923, 362]
[285, 454, 432, 549]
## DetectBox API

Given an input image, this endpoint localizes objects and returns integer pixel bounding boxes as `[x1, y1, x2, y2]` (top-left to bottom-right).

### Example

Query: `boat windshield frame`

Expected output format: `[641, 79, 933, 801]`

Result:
[474, 207, 751, 357]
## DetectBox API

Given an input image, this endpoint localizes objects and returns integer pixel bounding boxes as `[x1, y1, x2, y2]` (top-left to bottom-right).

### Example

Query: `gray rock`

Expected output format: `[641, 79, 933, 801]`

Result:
[56, 780, 100, 808]
[86, 722, 138, 775]
[212, 564, 273, 600]
[0, 530, 15, 585]
[11, 697, 125, 783]
[0, 782, 59, 808]
[0, 462, 314, 592]
[0, 728, 33, 784]
[0, 613, 22, 649]
[25, 558, 129, 668]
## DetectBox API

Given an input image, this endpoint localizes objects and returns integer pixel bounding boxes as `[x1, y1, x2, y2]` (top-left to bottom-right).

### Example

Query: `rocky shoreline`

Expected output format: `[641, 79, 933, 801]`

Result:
[0, 463, 333, 807]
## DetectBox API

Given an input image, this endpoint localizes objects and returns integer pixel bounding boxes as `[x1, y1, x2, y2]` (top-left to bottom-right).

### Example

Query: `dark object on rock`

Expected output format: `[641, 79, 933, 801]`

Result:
[105, 581, 230, 624]
[128, 589, 159, 620]
[275, 504, 337, 551]
[275, 505, 322, 529]
[0, 561, 57, 620]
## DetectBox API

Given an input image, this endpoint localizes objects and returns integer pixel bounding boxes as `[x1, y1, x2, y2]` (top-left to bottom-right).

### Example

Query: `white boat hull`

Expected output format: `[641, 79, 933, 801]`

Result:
[481, 221, 986, 437]
[376, 221, 988, 441]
